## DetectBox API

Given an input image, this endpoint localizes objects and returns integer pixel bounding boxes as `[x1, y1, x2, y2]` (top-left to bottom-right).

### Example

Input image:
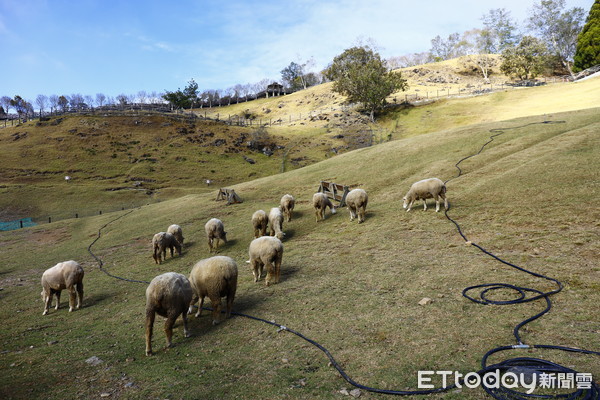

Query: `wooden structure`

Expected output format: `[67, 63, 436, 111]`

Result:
[318, 181, 350, 207]
[216, 188, 243, 205]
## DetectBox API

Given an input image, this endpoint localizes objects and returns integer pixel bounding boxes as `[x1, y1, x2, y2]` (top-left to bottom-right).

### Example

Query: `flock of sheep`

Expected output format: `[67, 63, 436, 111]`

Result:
[39, 177, 448, 356]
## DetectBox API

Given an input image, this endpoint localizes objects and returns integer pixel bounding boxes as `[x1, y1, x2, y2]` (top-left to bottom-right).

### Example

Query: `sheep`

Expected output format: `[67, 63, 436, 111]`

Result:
[40, 260, 84, 316]
[251, 210, 268, 238]
[346, 188, 369, 223]
[248, 236, 284, 286]
[403, 178, 448, 212]
[279, 194, 295, 222]
[145, 272, 193, 356]
[312, 192, 337, 222]
[167, 224, 184, 245]
[152, 232, 182, 264]
[268, 207, 285, 240]
[188, 256, 238, 325]
[205, 218, 227, 252]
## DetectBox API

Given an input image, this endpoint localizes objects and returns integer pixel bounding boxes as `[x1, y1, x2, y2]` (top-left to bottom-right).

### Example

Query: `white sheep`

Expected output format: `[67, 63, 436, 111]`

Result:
[279, 194, 295, 222]
[152, 232, 182, 264]
[188, 256, 238, 325]
[346, 188, 369, 223]
[251, 210, 268, 238]
[248, 236, 284, 286]
[145, 272, 193, 356]
[167, 224, 184, 245]
[205, 218, 227, 252]
[403, 178, 448, 212]
[312, 192, 337, 222]
[40, 260, 84, 315]
[268, 207, 285, 240]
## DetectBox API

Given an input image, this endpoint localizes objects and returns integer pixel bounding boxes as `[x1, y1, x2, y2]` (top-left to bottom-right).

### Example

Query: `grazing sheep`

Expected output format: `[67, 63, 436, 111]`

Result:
[279, 194, 295, 222]
[251, 210, 268, 238]
[205, 218, 227, 252]
[403, 178, 448, 212]
[152, 232, 182, 264]
[145, 272, 193, 356]
[268, 207, 285, 240]
[346, 188, 369, 223]
[248, 236, 283, 286]
[167, 224, 184, 245]
[40, 260, 84, 316]
[188, 256, 238, 325]
[312, 192, 337, 222]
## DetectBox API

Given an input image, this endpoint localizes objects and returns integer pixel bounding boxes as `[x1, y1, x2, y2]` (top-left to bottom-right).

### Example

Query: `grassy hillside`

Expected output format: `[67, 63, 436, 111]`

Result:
[2, 72, 598, 223]
[1, 106, 598, 399]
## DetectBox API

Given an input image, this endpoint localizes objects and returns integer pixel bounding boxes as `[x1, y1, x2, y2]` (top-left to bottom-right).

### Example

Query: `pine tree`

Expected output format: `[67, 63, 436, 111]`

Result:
[573, 0, 600, 72]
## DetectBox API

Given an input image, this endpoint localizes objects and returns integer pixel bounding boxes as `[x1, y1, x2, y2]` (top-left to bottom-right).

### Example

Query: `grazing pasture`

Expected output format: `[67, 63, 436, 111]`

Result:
[0, 104, 598, 398]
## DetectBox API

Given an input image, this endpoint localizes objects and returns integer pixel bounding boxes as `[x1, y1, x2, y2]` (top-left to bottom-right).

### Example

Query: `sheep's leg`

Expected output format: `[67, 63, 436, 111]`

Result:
[196, 296, 205, 318]
[275, 258, 281, 284]
[211, 297, 222, 325]
[226, 292, 235, 319]
[68, 286, 77, 312]
[182, 310, 191, 338]
[251, 260, 260, 282]
[188, 294, 199, 316]
[169, 245, 174, 258]
[54, 291, 61, 310]
[43, 291, 52, 315]
[164, 314, 177, 349]
[207, 238, 213, 253]
[442, 193, 448, 210]
[76, 281, 84, 309]
[434, 194, 440, 212]
[145, 310, 155, 356]
[265, 262, 274, 286]
[406, 200, 414, 212]
[358, 207, 365, 223]
[423, 199, 428, 211]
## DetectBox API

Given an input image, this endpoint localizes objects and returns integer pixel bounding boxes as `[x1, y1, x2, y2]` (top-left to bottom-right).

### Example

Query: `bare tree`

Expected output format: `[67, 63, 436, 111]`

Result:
[0, 96, 11, 115]
[137, 90, 148, 104]
[35, 94, 48, 117]
[95, 93, 106, 107]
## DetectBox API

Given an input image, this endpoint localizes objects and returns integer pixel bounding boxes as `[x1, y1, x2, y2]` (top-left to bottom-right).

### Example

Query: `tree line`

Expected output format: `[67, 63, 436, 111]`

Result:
[1, 0, 597, 122]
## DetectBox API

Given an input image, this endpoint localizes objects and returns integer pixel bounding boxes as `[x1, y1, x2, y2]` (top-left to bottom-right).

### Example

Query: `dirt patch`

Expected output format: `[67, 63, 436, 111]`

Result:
[27, 227, 71, 246]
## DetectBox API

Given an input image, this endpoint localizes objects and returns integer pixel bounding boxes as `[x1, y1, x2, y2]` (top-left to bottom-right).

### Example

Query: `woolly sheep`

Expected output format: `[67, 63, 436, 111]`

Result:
[145, 272, 193, 356]
[205, 218, 228, 252]
[188, 256, 238, 325]
[251, 210, 268, 238]
[152, 232, 182, 264]
[403, 178, 448, 212]
[346, 188, 369, 223]
[167, 224, 184, 245]
[248, 236, 284, 286]
[279, 194, 295, 222]
[268, 207, 285, 240]
[312, 192, 337, 222]
[40, 260, 84, 316]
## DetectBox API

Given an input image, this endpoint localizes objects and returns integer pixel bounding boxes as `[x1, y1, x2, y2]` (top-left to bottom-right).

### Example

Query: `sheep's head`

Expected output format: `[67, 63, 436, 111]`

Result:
[276, 231, 285, 240]
[402, 197, 408, 209]
[330, 206, 336, 214]
[222, 231, 228, 243]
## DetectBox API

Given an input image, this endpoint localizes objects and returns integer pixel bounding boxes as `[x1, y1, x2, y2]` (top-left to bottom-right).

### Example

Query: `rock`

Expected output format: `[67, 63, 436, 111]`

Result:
[340, 388, 350, 395]
[350, 388, 361, 397]
[85, 356, 103, 366]
[100, 393, 110, 397]
[47, 340, 58, 345]
[418, 297, 432, 306]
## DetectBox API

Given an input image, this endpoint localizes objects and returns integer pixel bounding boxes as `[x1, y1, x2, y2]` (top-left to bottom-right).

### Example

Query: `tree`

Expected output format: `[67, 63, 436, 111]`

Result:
[430, 33, 461, 61]
[58, 95, 68, 111]
[281, 61, 305, 91]
[481, 8, 520, 54]
[162, 79, 199, 109]
[10, 95, 29, 119]
[324, 46, 408, 122]
[500, 36, 548, 80]
[95, 93, 106, 107]
[573, 0, 600, 72]
[35, 94, 48, 117]
[0, 96, 11, 115]
[48, 95, 58, 112]
[527, 0, 585, 76]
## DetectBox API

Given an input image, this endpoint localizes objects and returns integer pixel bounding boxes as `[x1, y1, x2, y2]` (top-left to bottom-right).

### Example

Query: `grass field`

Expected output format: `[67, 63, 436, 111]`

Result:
[0, 96, 598, 400]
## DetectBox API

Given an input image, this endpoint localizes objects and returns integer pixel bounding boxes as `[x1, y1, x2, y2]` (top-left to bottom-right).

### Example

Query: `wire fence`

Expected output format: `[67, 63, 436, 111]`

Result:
[1, 199, 161, 232]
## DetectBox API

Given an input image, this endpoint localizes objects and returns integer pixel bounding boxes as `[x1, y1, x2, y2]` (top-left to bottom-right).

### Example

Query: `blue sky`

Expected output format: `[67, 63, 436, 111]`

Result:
[0, 0, 594, 103]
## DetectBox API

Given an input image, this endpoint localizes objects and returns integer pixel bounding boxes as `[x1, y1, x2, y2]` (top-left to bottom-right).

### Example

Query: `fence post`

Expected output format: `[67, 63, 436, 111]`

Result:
[20, 220, 23, 228]
[75, 213, 78, 218]
[99, 210, 102, 215]
[48, 217, 52, 223]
